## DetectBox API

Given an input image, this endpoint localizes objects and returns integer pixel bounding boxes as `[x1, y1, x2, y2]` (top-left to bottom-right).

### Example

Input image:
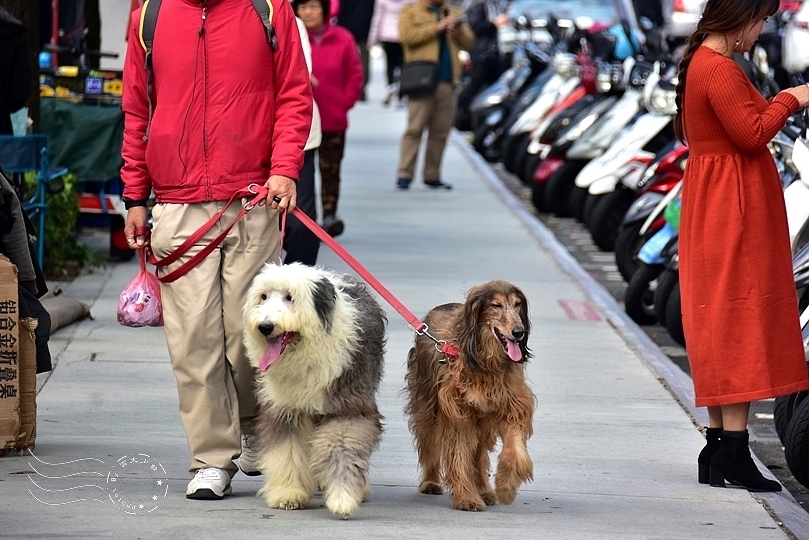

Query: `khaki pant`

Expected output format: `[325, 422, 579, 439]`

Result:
[150, 201, 280, 476]
[397, 82, 456, 181]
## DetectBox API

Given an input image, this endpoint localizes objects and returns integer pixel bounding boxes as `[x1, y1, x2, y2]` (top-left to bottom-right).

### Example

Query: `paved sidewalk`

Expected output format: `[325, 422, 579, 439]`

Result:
[3, 63, 809, 539]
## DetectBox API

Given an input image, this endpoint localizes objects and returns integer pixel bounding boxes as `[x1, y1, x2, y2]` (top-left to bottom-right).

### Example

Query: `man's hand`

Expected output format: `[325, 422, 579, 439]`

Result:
[438, 16, 456, 32]
[265, 175, 297, 213]
[124, 207, 150, 249]
[447, 21, 462, 38]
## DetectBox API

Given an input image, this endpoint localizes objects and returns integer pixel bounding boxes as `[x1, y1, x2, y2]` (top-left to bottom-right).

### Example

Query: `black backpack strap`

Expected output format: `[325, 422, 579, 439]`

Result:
[138, 0, 162, 74]
[250, 0, 278, 52]
[138, 0, 163, 141]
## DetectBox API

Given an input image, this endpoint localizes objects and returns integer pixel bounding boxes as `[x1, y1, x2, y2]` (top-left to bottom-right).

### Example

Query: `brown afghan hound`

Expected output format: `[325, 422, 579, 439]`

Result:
[404, 281, 535, 511]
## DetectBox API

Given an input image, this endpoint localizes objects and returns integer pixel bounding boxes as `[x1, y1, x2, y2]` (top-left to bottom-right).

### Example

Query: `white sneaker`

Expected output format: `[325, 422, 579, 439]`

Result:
[186, 468, 232, 500]
[239, 434, 262, 476]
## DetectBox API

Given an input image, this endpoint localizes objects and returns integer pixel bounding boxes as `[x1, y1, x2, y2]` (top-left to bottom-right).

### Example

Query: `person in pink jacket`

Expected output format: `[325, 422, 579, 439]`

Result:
[293, 0, 363, 237]
[368, 0, 410, 106]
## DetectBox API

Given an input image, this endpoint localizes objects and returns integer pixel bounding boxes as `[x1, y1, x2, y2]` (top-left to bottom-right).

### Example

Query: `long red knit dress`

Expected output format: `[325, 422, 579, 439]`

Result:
[680, 46, 809, 407]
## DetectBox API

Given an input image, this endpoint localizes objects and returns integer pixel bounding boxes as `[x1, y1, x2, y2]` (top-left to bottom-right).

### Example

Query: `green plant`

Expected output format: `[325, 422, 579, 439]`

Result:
[24, 172, 106, 280]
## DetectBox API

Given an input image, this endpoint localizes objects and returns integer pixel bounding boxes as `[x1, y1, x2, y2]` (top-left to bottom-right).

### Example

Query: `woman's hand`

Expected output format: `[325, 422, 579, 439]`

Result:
[784, 83, 809, 109]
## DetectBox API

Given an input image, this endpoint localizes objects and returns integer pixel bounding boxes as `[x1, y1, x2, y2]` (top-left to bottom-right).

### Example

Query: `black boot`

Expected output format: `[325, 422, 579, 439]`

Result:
[697, 427, 722, 484]
[709, 430, 782, 492]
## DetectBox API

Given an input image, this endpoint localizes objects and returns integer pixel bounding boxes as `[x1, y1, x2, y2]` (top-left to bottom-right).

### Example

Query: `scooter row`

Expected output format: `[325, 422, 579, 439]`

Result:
[467, 13, 809, 490]
[467, 14, 682, 249]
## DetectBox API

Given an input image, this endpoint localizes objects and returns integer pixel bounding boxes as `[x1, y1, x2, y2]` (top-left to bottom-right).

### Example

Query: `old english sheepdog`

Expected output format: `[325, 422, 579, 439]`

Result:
[242, 262, 386, 518]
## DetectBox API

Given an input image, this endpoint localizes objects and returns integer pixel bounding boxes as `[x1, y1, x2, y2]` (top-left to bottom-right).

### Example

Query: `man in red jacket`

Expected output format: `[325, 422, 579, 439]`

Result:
[120, 0, 312, 500]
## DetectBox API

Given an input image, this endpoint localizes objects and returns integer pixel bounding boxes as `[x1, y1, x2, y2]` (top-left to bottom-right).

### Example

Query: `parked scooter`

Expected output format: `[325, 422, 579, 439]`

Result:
[466, 31, 546, 134]
[540, 58, 653, 218]
[514, 17, 643, 188]
[575, 62, 677, 251]
[471, 40, 552, 162]
[501, 70, 557, 174]
[784, 112, 809, 254]
[623, 196, 679, 326]
[613, 150, 686, 282]
[649, 197, 683, 345]
[510, 52, 585, 186]
[531, 60, 629, 216]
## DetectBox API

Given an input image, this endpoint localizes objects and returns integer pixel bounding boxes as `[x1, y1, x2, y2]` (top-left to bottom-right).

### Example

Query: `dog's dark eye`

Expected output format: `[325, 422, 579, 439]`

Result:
[491, 302, 503, 309]
[260, 293, 267, 301]
[285, 294, 293, 302]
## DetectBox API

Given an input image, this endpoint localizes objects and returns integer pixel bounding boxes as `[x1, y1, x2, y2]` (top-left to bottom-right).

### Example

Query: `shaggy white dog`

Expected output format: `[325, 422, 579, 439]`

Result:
[242, 262, 386, 518]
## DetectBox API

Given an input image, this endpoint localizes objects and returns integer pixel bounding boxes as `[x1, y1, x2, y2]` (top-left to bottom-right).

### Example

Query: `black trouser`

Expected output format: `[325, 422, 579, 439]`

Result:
[381, 41, 403, 86]
[283, 149, 320, 266]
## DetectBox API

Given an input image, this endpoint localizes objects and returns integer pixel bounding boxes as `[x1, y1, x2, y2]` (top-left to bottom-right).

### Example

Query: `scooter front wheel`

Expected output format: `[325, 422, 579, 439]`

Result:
[624, 262, 663, 326]
[569, 185, 589, 222]
[503, 132, 529, 174]
[587, 187, 637, 252]
[544, 161, 586, 218]
[784, 394, 809, 488]
[615, 221, 648, 283]
[521, 152, 543, 186]
[654, 268, 679, 327]
[473, 123, 499, 162]
[775, 392, 809, 445]
[664, 281, 685, 346]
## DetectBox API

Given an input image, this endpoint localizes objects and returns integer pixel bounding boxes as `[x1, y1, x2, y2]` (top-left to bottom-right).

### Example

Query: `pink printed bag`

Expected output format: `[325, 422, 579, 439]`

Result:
[117, 249, 163, 327]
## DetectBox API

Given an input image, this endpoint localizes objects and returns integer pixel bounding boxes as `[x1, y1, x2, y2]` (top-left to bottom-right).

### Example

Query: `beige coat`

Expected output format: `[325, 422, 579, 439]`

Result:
[398, 0, 474, 86]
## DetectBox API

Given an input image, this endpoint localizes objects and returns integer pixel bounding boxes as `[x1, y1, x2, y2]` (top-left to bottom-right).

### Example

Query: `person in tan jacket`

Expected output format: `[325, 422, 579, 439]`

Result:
[395, 0, 473, 190]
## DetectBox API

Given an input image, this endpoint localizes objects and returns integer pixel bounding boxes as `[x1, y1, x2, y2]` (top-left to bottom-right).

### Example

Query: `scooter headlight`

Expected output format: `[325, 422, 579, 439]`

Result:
[596, 64, 624, 94]
[483, 90, 507, 107]
[647, 83, 677, 115]
[553, 53, 578, 79]
[596, 70, 613, 93]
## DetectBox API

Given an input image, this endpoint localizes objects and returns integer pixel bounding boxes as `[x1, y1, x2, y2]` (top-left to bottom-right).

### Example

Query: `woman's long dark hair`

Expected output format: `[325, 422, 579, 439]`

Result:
[674, 0, 779, 143]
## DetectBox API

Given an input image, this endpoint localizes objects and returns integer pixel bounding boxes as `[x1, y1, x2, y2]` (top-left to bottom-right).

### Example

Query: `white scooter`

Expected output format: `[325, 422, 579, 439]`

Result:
[784, 115, 809, 254]
[573, 63, 677, 248]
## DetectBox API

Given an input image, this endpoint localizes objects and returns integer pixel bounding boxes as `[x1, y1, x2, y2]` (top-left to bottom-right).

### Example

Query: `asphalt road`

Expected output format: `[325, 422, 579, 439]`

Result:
[483, 158, 809, 515]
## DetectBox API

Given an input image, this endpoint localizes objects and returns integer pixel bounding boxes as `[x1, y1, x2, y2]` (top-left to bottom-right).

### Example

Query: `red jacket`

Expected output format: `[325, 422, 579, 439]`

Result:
[121, 0, 313, 204]
[309, 24, 363, 132]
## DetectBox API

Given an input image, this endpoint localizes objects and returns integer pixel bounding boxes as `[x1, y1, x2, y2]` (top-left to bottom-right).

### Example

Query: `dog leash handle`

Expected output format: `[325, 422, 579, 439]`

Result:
[149, 185, 268, 283]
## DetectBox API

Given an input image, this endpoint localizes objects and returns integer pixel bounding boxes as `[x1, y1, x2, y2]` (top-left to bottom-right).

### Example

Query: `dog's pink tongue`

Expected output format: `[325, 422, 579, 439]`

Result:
[259, 334, 291, 372]
[506, 340, 522, 362]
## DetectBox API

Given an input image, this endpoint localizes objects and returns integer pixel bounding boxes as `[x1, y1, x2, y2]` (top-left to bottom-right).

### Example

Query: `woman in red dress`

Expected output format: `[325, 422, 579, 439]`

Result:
[675, 0, 809, 492]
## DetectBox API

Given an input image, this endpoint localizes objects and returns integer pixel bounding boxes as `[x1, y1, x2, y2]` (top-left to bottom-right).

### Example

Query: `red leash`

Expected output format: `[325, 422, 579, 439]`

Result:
[286, 206, 459, 358]
[140, 184, 459, 358]
[137, 186, 266, 284]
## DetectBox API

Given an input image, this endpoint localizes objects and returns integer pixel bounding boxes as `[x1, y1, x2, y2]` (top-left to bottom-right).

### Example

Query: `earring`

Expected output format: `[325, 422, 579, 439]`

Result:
[735, 38, 740, 46]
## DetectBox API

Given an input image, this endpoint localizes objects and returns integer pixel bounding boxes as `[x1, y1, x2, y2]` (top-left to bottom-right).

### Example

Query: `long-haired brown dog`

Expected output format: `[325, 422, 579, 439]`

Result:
[405, 281, 535, 511]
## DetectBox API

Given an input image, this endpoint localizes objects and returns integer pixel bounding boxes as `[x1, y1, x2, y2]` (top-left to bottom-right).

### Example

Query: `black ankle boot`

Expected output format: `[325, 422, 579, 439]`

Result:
[697, 427, 722, 484]
[709, 430, 782, 492]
